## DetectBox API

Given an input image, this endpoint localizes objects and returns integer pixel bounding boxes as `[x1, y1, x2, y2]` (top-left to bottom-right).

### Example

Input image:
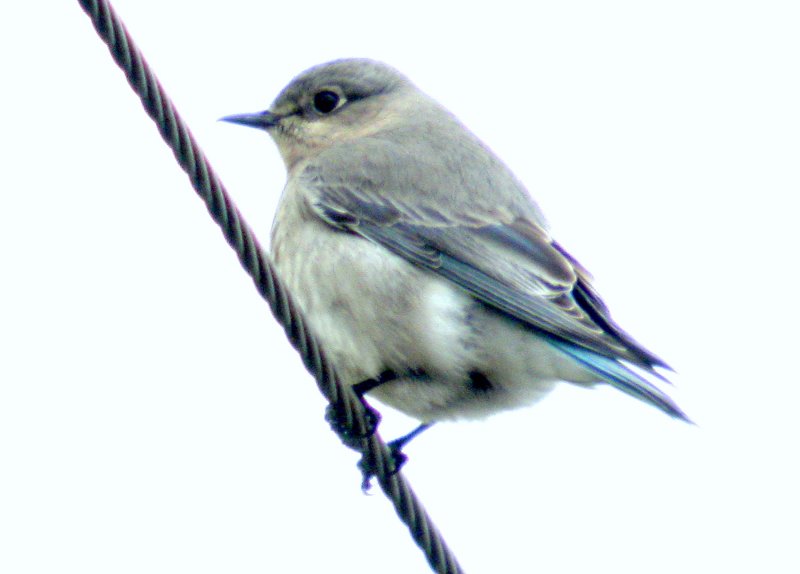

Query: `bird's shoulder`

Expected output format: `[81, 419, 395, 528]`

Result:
[295, 122, 547, 229]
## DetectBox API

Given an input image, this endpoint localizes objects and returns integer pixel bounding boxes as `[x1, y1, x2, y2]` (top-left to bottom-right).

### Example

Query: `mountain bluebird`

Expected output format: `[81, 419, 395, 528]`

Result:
[222, 59, 687, 457]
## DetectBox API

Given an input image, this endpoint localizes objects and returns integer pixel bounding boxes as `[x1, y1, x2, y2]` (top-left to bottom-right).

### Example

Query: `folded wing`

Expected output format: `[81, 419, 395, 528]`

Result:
[302, 154, 687, 420]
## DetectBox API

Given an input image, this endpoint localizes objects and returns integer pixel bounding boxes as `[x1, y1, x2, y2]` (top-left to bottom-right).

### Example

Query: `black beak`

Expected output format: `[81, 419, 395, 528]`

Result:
[219, 110, 280, 130]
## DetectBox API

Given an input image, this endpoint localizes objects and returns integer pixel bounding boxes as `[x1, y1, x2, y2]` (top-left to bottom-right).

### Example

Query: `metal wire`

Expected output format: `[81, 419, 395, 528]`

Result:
[75, 1, 465, 573]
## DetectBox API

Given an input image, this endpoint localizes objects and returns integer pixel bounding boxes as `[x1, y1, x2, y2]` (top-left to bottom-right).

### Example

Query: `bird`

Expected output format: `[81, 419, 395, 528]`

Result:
[222, 58, 688, 470]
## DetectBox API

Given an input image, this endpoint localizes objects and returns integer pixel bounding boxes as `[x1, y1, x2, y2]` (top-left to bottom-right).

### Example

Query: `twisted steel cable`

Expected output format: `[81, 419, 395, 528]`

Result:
[75, 2, 465, 573]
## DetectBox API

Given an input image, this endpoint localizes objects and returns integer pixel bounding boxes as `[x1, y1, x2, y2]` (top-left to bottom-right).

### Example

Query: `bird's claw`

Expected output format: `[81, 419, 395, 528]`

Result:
[357, 441, 408, 492]
[325, 400, 381, 450]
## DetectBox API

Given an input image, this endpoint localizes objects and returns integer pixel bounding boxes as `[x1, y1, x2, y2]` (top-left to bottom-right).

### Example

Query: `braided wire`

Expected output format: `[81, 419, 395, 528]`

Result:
[76, 1, 464, 573]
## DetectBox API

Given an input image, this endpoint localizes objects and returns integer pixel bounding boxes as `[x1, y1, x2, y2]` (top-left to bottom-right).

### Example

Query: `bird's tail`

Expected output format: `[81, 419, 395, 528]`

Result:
[548, 340, 691, 422]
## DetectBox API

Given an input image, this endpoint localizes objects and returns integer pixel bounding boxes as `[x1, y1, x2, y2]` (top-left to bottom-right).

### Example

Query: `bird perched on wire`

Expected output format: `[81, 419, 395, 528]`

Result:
[222, 58, 688, 477]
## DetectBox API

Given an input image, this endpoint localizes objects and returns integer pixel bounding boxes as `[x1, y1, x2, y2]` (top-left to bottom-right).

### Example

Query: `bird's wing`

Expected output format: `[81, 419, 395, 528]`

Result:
[300, 146, 686, 419]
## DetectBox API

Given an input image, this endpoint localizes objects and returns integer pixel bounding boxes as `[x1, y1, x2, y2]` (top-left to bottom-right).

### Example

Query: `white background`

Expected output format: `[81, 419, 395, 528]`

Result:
[2, 1, 798, 573]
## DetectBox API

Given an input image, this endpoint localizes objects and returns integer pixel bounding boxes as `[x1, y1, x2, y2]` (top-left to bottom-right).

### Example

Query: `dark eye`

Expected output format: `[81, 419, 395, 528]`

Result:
[312, 90, 341, 114]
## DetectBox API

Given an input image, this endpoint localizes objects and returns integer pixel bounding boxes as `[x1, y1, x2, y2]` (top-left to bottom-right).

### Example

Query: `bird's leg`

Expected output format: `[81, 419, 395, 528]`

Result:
[387, 423, 433, 470]
[356, 422, 434, 491]
[352, 369, 399, 397]
[326, 368, 430, 491]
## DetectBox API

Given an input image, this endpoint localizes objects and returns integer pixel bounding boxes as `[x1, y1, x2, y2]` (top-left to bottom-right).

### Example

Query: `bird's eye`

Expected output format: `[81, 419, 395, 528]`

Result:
[312, 90, 342, 114]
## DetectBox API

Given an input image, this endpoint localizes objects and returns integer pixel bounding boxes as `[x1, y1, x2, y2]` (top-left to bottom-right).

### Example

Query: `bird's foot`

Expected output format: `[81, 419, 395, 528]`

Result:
[357, 423, 433, 492]
[325, 399, 381, 451]
[325, 370, 401, 448]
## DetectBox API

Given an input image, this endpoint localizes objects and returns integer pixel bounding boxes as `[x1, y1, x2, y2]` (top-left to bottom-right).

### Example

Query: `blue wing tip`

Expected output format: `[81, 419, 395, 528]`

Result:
[660, 398, 694, 425]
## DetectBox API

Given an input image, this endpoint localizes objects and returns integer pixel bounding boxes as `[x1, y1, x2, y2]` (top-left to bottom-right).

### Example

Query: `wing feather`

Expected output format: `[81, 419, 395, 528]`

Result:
[314, 188, 666, 371]
[301, 139, 672, 383]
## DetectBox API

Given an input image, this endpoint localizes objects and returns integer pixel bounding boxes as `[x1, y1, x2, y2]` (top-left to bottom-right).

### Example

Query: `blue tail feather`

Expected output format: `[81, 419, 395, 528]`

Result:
[549, 340, 690, 422]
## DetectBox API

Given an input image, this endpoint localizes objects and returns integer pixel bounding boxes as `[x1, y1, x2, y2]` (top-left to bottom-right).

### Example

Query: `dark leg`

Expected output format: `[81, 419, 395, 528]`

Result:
[358, 422, 434, 491]
[352, 369, 400, 397]
[388, 423, 433, 454]
[387, 422, 433, 472]
[338, 369, 431, 491]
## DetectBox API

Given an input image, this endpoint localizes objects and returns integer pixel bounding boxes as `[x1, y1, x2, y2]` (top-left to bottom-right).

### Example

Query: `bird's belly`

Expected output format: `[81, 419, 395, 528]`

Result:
[271, 216, 592, 422]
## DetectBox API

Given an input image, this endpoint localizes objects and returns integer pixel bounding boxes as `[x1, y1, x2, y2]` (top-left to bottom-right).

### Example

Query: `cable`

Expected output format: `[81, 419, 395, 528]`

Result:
[75, 1, 465, 573]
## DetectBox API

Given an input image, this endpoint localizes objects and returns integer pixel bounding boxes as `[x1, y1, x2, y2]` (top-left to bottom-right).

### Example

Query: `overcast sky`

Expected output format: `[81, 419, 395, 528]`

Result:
[2, 1, 799, 573]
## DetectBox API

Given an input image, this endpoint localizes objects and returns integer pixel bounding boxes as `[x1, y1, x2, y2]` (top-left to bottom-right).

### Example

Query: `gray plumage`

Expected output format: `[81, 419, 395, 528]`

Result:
[223, 58, 687, 423]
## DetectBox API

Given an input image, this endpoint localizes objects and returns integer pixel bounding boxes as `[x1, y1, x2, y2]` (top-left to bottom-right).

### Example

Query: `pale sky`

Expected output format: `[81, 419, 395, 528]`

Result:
[2, 2, 799, 573]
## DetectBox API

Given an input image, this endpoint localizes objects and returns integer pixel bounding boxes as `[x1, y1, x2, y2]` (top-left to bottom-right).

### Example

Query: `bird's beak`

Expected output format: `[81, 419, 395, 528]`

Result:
[219, 110, 280, 130]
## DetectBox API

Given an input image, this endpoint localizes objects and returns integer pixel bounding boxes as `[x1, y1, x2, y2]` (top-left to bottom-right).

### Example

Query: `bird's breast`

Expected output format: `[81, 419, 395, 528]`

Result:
[270, 187, 473, 386]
